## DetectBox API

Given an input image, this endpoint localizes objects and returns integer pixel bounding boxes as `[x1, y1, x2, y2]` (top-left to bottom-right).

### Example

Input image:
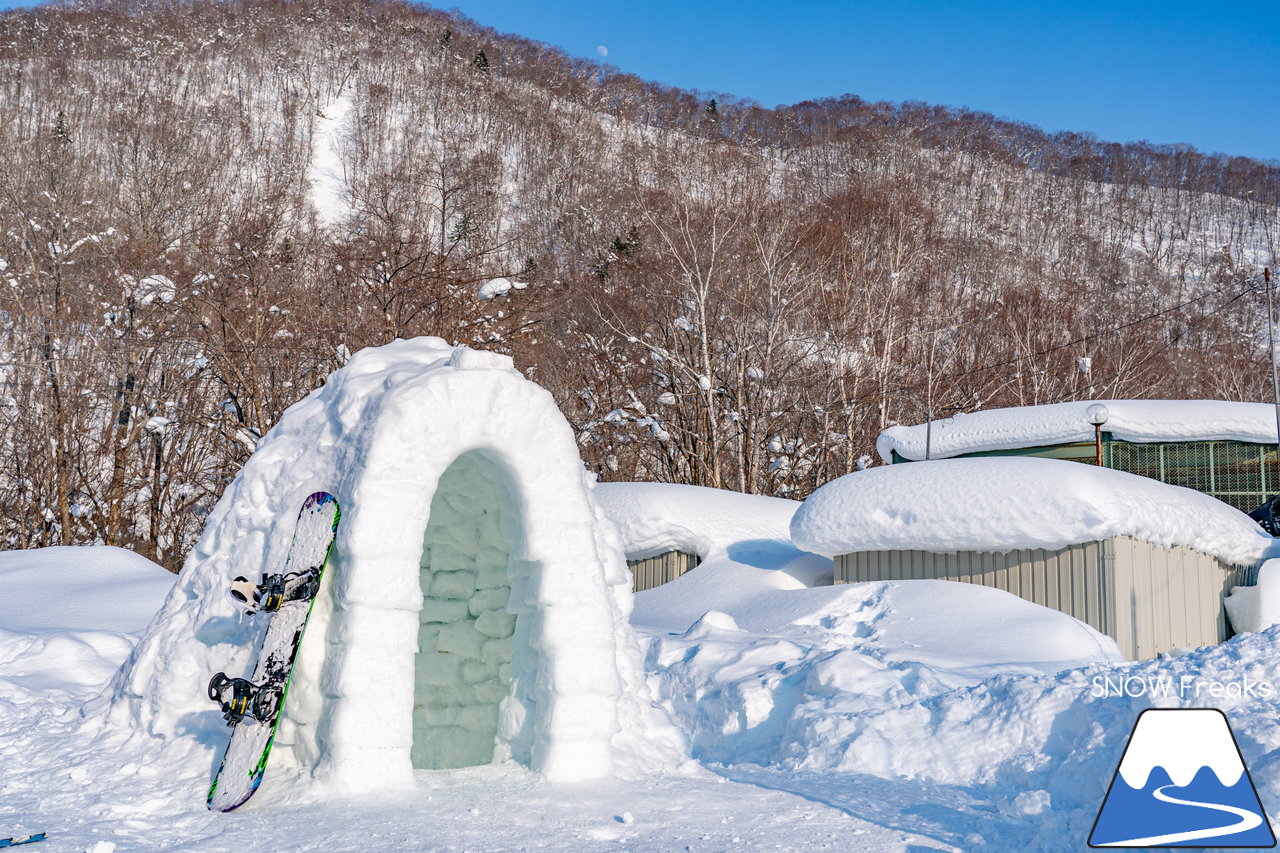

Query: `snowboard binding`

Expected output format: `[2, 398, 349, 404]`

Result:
[227, 568, 322, 616]
[207, 672, 282, 726]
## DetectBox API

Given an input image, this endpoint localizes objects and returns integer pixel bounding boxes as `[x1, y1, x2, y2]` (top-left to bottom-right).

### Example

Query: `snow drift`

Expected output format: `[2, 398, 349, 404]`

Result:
[104, 337, 684, 802]
[0, 546, 174, 635]
[1226, 557, 1280, 633]
[0, 547, 173, 702]
[594, 482, 834, 631]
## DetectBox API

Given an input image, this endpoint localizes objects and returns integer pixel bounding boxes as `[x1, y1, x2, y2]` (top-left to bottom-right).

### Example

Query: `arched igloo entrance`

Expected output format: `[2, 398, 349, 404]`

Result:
[414, 450, 527, 769]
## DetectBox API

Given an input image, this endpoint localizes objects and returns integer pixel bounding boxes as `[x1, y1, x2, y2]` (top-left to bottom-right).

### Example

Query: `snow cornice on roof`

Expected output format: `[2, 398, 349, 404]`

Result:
[791, 457, 1274, 567]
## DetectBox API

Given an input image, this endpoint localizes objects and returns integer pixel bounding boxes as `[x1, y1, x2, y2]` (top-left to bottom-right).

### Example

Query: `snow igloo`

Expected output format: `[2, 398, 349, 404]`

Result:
[106, 338, 682, 799]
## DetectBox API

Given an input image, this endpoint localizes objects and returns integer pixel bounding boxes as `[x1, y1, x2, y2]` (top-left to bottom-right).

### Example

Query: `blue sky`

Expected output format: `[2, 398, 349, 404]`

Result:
[0, 0, 1274, 160]
[438, 0, 1279, 162]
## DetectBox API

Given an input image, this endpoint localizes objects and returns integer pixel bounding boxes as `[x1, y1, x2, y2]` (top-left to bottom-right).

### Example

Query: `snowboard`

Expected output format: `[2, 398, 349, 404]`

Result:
[206, 491, 341, 812]
[0, 835, 45, 848]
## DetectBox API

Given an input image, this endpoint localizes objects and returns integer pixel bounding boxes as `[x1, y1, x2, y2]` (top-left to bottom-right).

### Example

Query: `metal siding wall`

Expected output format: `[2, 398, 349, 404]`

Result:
[832, 537, 1245, 659]
[1119, 537, 1145, 659]
[1175, 545, 1198, 649]
[1133, 539, 1160, 660]
[1084, 544, 1102, 631]
[1019, 552, 1033, 602]
[1076, 544, 1089, 632]
[1105, 538, 1132, 658]
[627, 551, 701, 592]
[1101, 537, 1234, 658]
[1205, 554, 1224, 640]
[1139, 538, 1164, 660]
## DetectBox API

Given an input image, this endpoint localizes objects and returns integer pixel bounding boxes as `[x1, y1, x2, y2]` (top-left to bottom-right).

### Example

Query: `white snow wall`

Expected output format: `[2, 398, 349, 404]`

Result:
[103, 338, 685, 797]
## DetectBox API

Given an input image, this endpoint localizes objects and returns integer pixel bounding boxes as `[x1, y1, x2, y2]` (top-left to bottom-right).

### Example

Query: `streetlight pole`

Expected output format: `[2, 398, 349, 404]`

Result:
[1087, 403, 1110, 468]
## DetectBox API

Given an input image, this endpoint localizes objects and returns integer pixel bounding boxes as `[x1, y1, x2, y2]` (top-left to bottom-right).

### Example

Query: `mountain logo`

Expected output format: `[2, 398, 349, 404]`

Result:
[1089, 708, 1276, 848]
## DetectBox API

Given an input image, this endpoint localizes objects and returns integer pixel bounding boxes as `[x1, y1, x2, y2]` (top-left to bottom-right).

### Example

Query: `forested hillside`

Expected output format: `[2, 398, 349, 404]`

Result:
[2, 0, 1277, 568]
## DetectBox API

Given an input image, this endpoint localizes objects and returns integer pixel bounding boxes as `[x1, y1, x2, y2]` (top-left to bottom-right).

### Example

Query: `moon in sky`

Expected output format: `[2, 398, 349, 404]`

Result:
[596, 45, 608, 57]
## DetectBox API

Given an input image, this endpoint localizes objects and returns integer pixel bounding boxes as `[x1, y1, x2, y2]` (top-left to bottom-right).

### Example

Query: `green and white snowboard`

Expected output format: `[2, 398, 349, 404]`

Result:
[206, 491, 341, 812]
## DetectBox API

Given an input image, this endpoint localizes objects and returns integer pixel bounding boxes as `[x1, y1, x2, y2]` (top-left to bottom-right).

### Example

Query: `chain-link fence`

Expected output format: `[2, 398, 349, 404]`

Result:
[1105, 440, 1280, 512]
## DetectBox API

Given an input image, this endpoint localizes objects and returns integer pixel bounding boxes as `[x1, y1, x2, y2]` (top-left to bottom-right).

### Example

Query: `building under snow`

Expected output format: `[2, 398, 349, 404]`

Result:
[105, 338, 686, 802]
[791, 457, 1276, 659]
[594, 482, 800, 591]
[877, 400, 1280, 512]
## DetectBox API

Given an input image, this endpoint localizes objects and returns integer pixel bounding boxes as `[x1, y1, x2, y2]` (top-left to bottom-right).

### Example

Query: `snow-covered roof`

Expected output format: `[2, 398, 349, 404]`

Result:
[877, 399, 1280, 463]
[791, 457, 1274, 567]
[594, 481, 799, 559]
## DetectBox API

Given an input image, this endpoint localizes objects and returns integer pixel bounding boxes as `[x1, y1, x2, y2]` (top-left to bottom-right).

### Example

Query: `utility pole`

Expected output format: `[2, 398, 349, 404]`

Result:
[925, 407, 933, 460]
[1267, 268, 1280, 452]
[923, 404, 963, 461]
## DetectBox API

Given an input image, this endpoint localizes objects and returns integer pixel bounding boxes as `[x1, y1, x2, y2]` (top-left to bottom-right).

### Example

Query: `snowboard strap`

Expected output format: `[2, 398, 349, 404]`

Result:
[208, 672, 281, 726]
[228, 568, 322, 615]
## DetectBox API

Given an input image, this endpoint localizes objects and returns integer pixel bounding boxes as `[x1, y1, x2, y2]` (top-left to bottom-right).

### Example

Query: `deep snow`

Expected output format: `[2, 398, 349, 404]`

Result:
[6, 424, 1280, 850]
[1227, 557, 1280, 633]
[8, 523, 1280, 852]
[0, 546, 931, 852]
[791, 456, 1274, 567]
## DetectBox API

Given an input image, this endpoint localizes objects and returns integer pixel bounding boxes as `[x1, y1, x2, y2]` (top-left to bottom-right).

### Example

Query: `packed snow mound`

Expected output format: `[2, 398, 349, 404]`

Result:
[0, 546, 173, 635]
[640, 577, 1121, 768]
[791, 457, 1273, 566]
[878, 398, 1280, 462]
[0, 546, 172, 703]
[106, 337, 686, 799]
[748, 625, 1280, 842]
[631, 549, 834, 633]
[1226, 557, 1280, 633]
[594, 481, 800, 559]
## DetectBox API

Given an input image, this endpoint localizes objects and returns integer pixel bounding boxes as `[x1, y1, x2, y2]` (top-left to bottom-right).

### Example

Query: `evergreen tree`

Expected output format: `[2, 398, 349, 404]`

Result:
[473, 50, 489, 72]
[448, 214, 473, 243]
[52, 110, 71, 144]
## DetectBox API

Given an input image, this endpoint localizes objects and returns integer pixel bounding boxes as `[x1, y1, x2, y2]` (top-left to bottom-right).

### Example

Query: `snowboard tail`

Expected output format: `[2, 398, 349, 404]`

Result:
[207, 490, 340, 812]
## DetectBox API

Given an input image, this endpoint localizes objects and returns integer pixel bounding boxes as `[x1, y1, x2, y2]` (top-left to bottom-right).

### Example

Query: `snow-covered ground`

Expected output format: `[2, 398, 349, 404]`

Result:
[0, 545, 928, 852]
[4, 484, 1280, 851]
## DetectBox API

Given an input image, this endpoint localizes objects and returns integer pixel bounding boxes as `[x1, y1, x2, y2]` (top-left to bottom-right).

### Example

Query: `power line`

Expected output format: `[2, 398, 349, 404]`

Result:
[856, 275, 1261, 409]
[951, 276, 1259, 384]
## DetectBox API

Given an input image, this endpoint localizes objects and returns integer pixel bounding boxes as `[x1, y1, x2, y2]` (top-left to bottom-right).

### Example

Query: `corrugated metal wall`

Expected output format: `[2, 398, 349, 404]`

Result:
[627, 551, 702, 592]
[835, 537, 1253, 659]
